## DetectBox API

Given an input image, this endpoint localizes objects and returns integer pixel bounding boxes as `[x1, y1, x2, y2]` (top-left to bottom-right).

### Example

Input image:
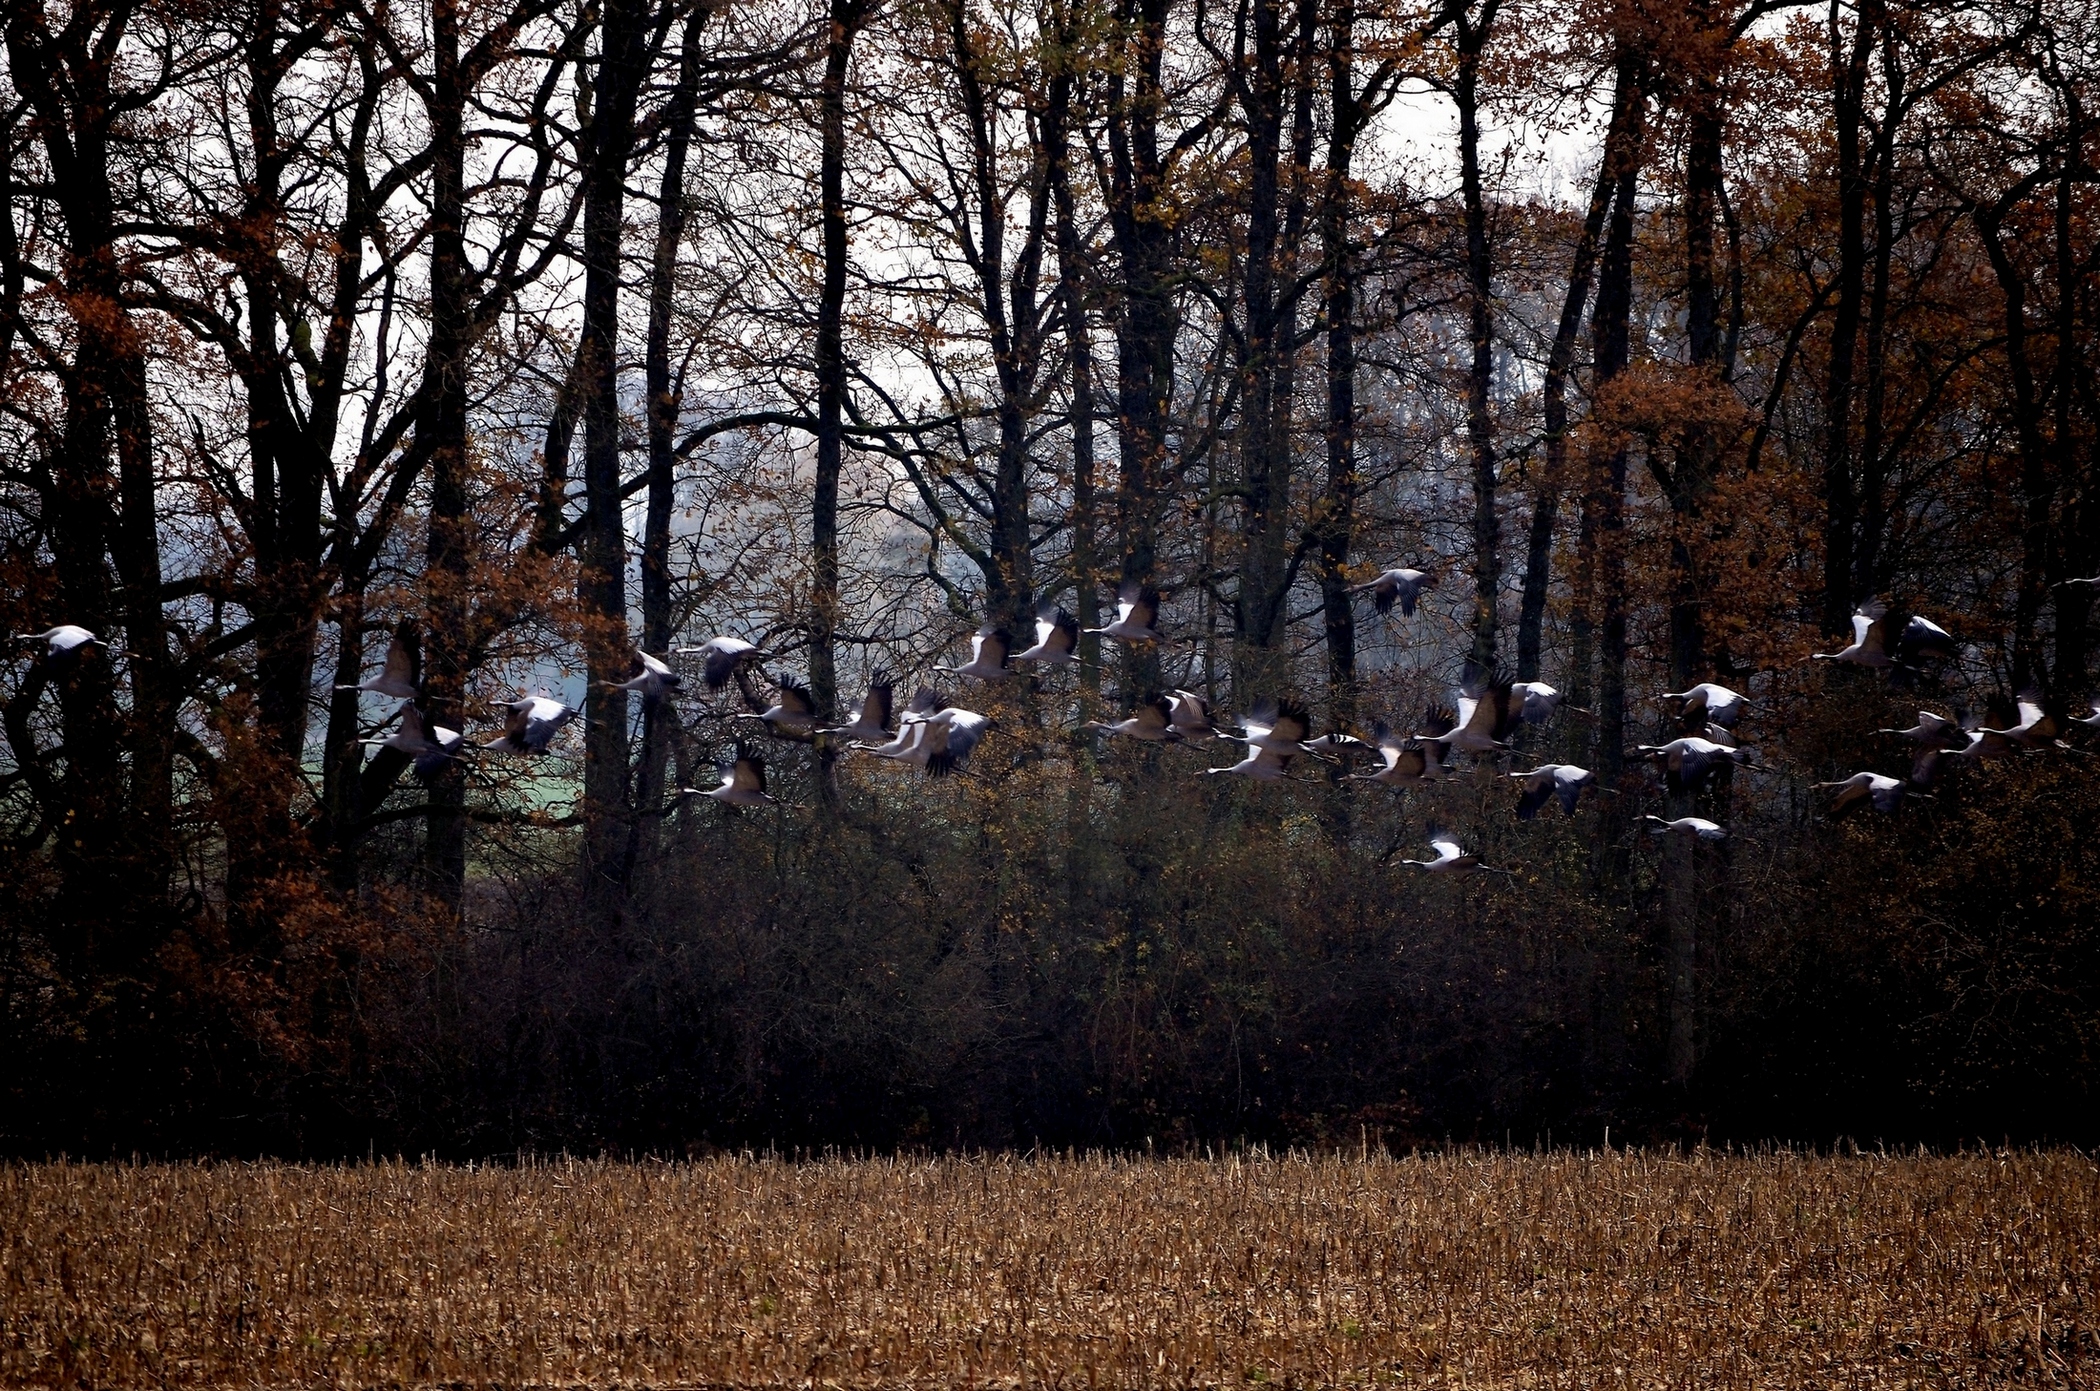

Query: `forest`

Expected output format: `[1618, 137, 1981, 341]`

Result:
[1, 0, 2096, 1157]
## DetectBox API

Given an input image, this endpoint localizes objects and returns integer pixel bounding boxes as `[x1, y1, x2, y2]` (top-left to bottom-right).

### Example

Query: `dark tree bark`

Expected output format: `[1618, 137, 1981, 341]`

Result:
[1105, 0, 1176, 693]
[1314, 0, 1386, 710]
[1977, 185, 2056, 693]
[418, 0, 476, 911]
[2051, 116, 2096, 689]
[1662, 6, 1738, 1092]
[209, 0, 352, 953]
[811, 0, 868, 720]
[1566, 53, 1645, 725]
[1584, 48, 1644, 793]
[4, 0, 172, 978]
[1050, 17, 1101, 695]
[1452, 0, 1503, 677]
[1820, 0, 1877, 634]
[1516, 74, 1625, 686]
[1229, 0, 1316, 693]
[632, 10, 706, 870]
[945, 0, 1053, 632]
[1659, 1, 1733, 696]
[1852, 25, 1901, 598]
[576, 0, 652, 927]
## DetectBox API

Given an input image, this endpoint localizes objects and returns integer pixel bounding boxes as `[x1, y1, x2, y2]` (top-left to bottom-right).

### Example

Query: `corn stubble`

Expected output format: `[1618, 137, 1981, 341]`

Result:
[2, 1151, 2092, 1387]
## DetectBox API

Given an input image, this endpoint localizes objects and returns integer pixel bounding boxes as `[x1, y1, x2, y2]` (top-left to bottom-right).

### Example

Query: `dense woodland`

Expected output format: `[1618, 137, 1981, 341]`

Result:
[2, 0, 2097, 1156]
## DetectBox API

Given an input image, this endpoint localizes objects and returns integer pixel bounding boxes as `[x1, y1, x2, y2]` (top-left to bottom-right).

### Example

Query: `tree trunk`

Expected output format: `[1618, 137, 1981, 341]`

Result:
[1230, 0, 1296, 696]
[1586, 49, 1644, 796]
[632, 10, 705, 878]
[419, 0, 475, 912]
[1051, 27, 1100, 696]
[1978, 194, 2055, 693]
[1665, 12, 1733, 1093]
[1672, 54, 1722, 690]
[1664, 827, 1698, 1087]
[1106, 0, 1175, 695]
[1820, 0, 1875, 634]
[2053, 143, 2095, 689]
[6, 0, 172, 979]
[947, 0, 1046, 632]
[228, 0, 332, 955]
[1517, 73, 1625, 686]
[322, 585, 370, 894]
[812, 0, 864, 721]
[1852, 26, 1900, 598]
[1316, 0, 1370, 711]
[1455, 2, 1502, 677]
[576, 0, 650, 931]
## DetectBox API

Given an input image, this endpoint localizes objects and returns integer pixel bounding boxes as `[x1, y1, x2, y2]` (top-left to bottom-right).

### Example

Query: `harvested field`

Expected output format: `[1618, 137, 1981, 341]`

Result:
[1, 1151, 2094, 1388]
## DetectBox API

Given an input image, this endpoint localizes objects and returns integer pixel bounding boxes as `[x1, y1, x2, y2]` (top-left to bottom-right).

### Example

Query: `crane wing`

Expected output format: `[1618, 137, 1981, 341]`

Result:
[1513, 773, 1553, 821]
[862, 673, 895, 730]
[1270, 698, 1312, 745]
[1252, 745, 1294, 776]
[380, 623, 421, 692]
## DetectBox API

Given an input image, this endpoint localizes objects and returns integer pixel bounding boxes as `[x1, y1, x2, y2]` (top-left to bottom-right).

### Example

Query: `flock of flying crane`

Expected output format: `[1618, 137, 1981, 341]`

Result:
[15, 568, 2100, 877]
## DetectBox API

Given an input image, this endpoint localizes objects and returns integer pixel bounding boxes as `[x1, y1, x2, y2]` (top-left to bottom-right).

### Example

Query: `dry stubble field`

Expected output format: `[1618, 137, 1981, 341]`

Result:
[1, 1150, 2094, 1388]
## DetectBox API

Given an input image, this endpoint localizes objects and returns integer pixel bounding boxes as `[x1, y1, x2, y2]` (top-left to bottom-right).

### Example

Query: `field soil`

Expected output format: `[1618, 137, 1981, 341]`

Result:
[1, 1151, 2093, 1387]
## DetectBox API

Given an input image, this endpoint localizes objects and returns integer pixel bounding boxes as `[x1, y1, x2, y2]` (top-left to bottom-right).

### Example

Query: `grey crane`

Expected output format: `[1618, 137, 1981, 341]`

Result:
[937, 625, 1015, 681]
[1511, 680, 1583, 725]
[902, 701, 994, 776]
[1896, 614, 1958, 666]
[1083, 692, 1181, 743]
[336, 620, 421, 699]
[1878, 709, 1965, 746]
[1349, 567, 1436, 617]
[1642, 815, 1729, 841]
[681, 745, 777, 808]
[1980, 689, 2065, 750]
[735, 672, 820, 741]
[412, 721, 465, 783]
[1013, 604, 1080, 666]
[1166, 688, 1225, 743]
[1811, 598, 1896, 667]
[1635, 735, 1759, 794]
[1227, 698, 1321, 761]
[485, 695, 581, 755]
[1204, 744, 1298, 780]
[1661, 681, 1748, 730]
[823, 670, 896, 744]
[1815, 771, 1914, 817]
[602, 648, 682, 699]
[1397, 828, 1511, 875]
[363, 702, 451, 760]
[1419, 674, 1519, 758]
[1911, 719, 2020, 788]
[862, 688, 945, 760]
[1303, 724, 1371, 758]
[1085, 583, 1165, 645]
[13, 624, 105, 665]
[1509, 763, 1603, 819]
[675, 635, 770, 690]
[1347, 723, 1445, 788]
